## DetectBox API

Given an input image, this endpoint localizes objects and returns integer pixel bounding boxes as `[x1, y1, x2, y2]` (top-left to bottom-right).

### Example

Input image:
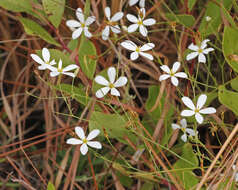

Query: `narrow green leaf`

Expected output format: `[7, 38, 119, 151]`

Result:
[230, 77, 238, 91]
[42, 0, 65, 28]
[47, 182, 55, 190]
[218, 85, 238, 115]
[166, 14, 195, 27]
[188, 0, 196, 11]
[223, 26, 238, 73]
[19, 17, 60, 46]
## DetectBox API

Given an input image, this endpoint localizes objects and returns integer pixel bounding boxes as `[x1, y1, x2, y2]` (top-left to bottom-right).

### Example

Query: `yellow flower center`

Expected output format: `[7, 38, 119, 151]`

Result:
[181, 127, 186, 133]
[195, 108, 199, 113]
[198, 48, 203, 53]
[83, 139, 88, 144]
[57, 68, 63, 73]
[81, 23, 85, 28]
[135, 47, 140, 53]
[170, 71, 175, 76]
[137, 20, 143, 25]
[109, 83, 114, 89]
[106, 20, 117, 26]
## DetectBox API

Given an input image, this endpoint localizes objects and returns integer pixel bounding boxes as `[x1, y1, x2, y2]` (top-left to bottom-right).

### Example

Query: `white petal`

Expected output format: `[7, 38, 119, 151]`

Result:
[127, 14, 138, 23]
[186, 52, 199, 61]
[127, 24, 139, 33]
[197, 94, 207, 109]
[107, 67, 116, 84]
[95, 75, 109, 86]
[129, 0, 138, 6]
[181, 110, 195, 117]
[139, 0, 145, 7]
[140, 8, 145, 18]
[87, 129, 100, 141]
[66, 20, 81, 28]
[180, 119, 187, 128]
[140, 43, 155, 51]
[172, 124, 181, 130]
[130, 52, 139, 60]
[171, 76, 179, 86]
[200, 39, 210, 49]
[66, 138, 83, 145]
[203, 48, 214, 54]
[188, 43, 199, 51]
[143, 18, 156, 26]
[75, 126, 85, 139]
[159, 74, 170, 81]
[139, 52, 153, 60]
[182, 97, 195, 110]
[105, 7, 111, 20]
[85, 16, 96, 26]
[111, 12, 124, 22]
[83, 27, 92, 38]
[63, 64, 78, 72]
[172, 62, 180, 73]
[199, 107, 216, 114]
[87, 141, 102, 149]
[47, 65, 57, 71]
[139, 25, 148, 36]
[160, 65, 170, 73]
[181, 133, 187, 142]
[38, 65, 47, 70]
[62, 72, 75, 77]
[110, 88, 120, 96]
[72, 27, 83, 39]
[174, 72, 187, 78]
[102, 26, 110, 40]
[186, 128, 196, 136]
[42, 48, 50, 62]
[76, 8, 84, 23]
[114, 77, 128, 87]
[121, 40, 137, 51]
[195, 113, 204, 124]
[58, 59, 62, 70]
[111, 25, 121, 34]
[30, 54, 44, 65]
[49, 60, 57, 66]
[50, 71, 60, 77]
[95, 87, 110, 98]
[80, 143, 88, 155]
[198, 53, 206, 63]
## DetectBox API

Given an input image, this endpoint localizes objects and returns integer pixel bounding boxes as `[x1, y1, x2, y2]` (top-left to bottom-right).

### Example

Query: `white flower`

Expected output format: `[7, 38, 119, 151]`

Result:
[181, 94, 216, 124]
[205, 16, 211, 22]
[66, 8, 95, 39]
[126, 8, 156, 37]
[186, 39, 214, 63]
[94, 67, 127, 98]
[66, 126, 102, 155]
[121, 40, 154, 60]
[159, 62, 187, 86]
[48, 59, 79, 77]
[232, 164, 238, 182]
[129, 0, 145, 7]
[30, 48, 56, 70]
[172, 119, 197, 142]
[102, 7, 124, 40]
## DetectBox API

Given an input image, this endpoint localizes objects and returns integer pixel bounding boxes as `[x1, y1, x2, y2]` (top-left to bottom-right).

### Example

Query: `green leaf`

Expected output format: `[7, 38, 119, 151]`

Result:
[173, 144, 199, 190]
[166, 14, 195, 27]
[19, 17, 60, 46]
[223, 26, 238, 73]
[42, 0, 65, 28]
[78, 39, 97, 79]
[89, 112, 136, 144]
[218, 85, 238, 116]
[53, 84, 89, 106]
[188, 0, 196, 11]
[47, 182, 55, 190]
[199, 0, 233, 36]
[230, 77, 238, 91]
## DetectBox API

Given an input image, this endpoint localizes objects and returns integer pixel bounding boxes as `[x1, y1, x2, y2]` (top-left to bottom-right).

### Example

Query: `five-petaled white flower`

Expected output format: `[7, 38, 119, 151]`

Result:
[66, 8, 96, 39]
[159, 62, 187, 86]
[66, 126, 102, 155]
[129, 0, 145, 7]
[181, 94, 216, 124]
[186, 39, 214, 63]
[48, 59, 79, 78]
[94, 67, 127, 98]
[232, 164, 238, 182]
[126, 8, 156, 37]
[30, 48, 56, 70]
[121, 40, 154, 60]
[102, 7, 124, 40]
[172, 119, 197, 142]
